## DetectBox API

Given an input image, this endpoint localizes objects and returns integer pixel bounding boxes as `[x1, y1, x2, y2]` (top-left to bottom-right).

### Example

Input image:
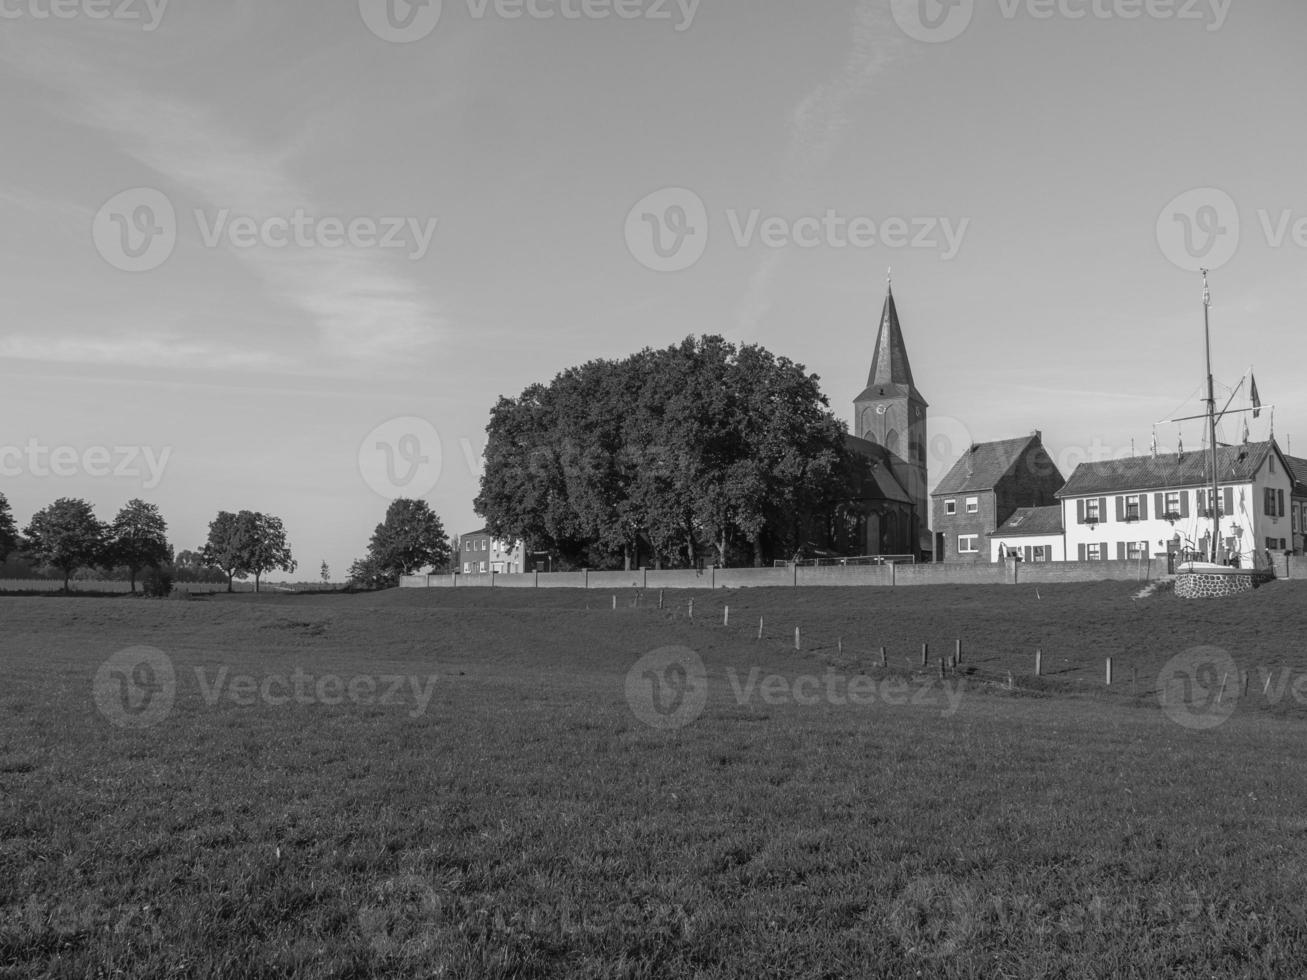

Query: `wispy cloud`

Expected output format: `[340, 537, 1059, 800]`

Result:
[0, 33, 445, 370]
[735, 1, 904, 334]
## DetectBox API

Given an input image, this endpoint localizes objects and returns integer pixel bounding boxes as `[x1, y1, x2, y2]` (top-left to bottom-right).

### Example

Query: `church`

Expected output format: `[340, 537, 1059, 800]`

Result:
[823, 281, 932, 560]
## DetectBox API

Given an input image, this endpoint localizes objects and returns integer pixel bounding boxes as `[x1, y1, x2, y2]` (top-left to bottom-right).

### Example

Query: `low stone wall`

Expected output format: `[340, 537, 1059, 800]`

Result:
[895, 563, 1009, 587]
[1175, 568, 1272, 599]
[1018, 560, 1156, 584]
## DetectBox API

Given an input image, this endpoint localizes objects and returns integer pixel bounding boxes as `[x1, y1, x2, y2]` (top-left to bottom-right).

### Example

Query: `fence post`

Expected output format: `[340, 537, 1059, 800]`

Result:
[723, 606, 730, 628]
[880, 646, 887, 668]
[1105, 658, 1113, 686]
[612, 595, 617, 611]
[921, 643, 928, 669]
[688, 598, 694, 620]
[795, 627, 801, 651]
[659, 589, 664, 610]
[955, 639, 962, 665]
[1035, 649, 1043, 677]
[584, 568, 589, 590]
[758, 617, 764, 640]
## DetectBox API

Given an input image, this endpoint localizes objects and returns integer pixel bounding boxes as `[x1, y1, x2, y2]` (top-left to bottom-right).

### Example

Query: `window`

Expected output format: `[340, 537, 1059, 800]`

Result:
[958, 535, 979, 554]
[1085, 498, 1101, 522]
[1086, 543, 1102, 561]
[1127, 541, 1145, 560]
[965, 497, 979, 515]
[1164, 491, 1182, 519]
[1032, 546, 1047, 563]
[945, 499, 957, 516]
[1124, 495, 1141, 521]
[480, 561, 487, 573]
[1265, 489, 1277, 517]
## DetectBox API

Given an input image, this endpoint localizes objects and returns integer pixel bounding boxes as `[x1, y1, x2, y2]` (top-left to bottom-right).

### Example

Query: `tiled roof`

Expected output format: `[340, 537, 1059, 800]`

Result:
[1056, 441, 1277, 497]
[932, 435, 1042, 495]
[1285, 455, 1307, 496]
[992, 506, 1063, 538]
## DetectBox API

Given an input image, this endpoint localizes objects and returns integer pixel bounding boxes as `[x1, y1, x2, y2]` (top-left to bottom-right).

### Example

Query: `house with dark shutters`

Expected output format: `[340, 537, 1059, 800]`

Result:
[1286, 455, 1307, 554]
[930, 433, 1065, 562]
[1056, 441, 1295, 566]
[989, 505, 1065, 563]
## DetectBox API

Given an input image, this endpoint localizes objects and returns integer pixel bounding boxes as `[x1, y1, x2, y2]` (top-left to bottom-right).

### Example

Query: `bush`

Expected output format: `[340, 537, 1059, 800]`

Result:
[141, 567, 173, 598]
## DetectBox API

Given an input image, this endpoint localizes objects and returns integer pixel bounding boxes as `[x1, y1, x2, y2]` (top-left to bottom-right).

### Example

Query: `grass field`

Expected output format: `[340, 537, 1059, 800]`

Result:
[4, 582, 1307, 978]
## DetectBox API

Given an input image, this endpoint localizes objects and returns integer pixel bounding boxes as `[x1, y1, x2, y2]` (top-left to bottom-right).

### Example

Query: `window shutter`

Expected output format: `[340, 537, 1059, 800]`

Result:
[1101, 544, 1110, 561]
[1099, 498, 1108, 523]
[1180, 492, 1190, 518]
[1077, 499, 1085, 524]
[1139, 495, 1149, 520]
[1115, 496, 1124, 521]
[1078, 543, 1086, 561]
[1154, 492, 1164, 516]
[1224, 487, 1234, 516]
[1116, 542, 1126, 560]
[1279, 490, 1286, 517]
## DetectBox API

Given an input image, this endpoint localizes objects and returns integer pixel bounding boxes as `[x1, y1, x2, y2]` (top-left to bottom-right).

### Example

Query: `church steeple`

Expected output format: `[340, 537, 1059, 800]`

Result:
[867, 278, 916, 389]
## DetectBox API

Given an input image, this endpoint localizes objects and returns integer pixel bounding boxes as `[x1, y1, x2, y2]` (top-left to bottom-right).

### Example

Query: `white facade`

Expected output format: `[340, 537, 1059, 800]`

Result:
[990, 536, 1066, 563]
[1059, 449, 1294, 568]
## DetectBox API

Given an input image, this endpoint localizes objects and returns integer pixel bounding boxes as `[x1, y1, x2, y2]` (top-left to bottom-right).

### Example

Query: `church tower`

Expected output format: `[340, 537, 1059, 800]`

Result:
[853, 277, 930, 551]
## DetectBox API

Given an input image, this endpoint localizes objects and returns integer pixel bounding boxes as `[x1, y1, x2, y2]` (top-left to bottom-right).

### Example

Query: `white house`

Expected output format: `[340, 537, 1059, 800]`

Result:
[1055, 441, 1294, 568]
[989, 506, 1066, 563]
[459, 528, 525, 574]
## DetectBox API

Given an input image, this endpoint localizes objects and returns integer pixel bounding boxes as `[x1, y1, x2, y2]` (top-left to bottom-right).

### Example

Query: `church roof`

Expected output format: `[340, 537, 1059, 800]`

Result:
[866, 285, 915, 389]
[992, 506, 1064, 538]
[932, 435, 1047, 496]
[1055, 441, 1282, 498]
[843, 434, 913, 504]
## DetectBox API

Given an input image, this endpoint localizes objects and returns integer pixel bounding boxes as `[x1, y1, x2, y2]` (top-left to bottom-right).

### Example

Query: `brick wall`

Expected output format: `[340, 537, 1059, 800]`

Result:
[932, 490, 996, 562]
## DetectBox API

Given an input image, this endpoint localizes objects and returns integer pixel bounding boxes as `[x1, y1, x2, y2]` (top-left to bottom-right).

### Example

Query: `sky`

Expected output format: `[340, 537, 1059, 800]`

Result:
[1, 0, 1304, 578]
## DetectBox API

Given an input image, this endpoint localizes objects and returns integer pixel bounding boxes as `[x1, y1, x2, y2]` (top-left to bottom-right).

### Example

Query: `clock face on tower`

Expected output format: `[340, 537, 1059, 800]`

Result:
[875, 405, 887, 415]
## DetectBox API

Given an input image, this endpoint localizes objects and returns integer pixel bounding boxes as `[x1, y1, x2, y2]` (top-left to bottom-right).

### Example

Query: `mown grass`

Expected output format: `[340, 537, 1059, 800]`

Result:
[4, 583, 1307, 978]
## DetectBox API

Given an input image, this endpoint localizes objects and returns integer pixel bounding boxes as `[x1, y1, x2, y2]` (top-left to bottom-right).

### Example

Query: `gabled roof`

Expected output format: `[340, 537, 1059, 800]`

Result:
[932, 434, 1045, 496]
[1056, 441, 1284, 498]
[1285, 455, 1307, 497]
[991, 506, 1063, 538]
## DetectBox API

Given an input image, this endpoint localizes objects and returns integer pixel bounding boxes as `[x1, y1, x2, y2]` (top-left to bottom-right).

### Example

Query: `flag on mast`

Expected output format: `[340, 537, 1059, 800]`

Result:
[1251, 374, 1262, 419]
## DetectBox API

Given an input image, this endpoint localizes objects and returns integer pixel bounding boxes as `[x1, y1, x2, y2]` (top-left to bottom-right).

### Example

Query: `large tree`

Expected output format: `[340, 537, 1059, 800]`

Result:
[245, 512, 297, 592]
[106, 499, 171, 593]
[200, 511, 251, 592]
[22, 498, 107, 591]
[476, 336, 851, 569]
[0, 493, 18, 563]
[349, 499, 451, 589]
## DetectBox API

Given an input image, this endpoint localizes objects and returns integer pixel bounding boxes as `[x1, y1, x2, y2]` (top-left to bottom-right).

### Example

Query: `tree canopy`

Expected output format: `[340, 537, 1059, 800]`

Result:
[200, 510, 297, 592]
[475, 336, 855, 569]
[349, 498, 451, 590]
[22, 498, 107, 590]
[106, 499, 171, 593]
[0, 493, 18, 564]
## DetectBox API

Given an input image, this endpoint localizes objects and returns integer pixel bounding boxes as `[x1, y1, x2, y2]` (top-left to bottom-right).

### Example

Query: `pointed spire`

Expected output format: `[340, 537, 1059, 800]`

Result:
[867, 277, 915, 388]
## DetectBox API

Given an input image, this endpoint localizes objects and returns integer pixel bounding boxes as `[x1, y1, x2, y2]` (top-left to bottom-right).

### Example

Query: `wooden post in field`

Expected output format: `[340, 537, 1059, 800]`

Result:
[659, 590, 664, 610]
[1035, 649, 1043, 677]
[880, 646, 887, 669]
[723, 606, 730, 628]
[688, 598, 694, 620]
[938, 658, 945, 680]
[1105, 658, 1113, 686]
[758, 617, 764, 641]
[921, 643, 929, 669]
[612, 595, 617, 611]
[794, 627, 801, 651]
[1242, 671, 1249, 698]
[956, 639, 962, 664]
[838, 638, 844, 655]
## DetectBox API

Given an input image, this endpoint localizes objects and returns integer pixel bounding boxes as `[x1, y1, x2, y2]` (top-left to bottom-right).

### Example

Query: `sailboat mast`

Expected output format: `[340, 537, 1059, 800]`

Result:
[1203, 269, 1220, 563]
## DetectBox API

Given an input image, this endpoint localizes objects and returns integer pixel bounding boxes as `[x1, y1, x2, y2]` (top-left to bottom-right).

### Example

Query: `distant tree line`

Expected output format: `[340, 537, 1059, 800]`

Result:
[474, 335, 865, 570]
[0, 492, 298, 594]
